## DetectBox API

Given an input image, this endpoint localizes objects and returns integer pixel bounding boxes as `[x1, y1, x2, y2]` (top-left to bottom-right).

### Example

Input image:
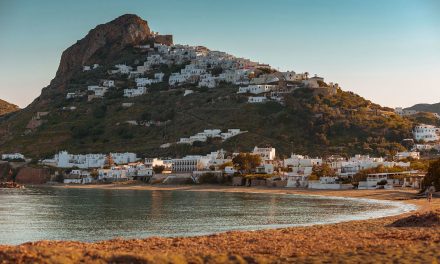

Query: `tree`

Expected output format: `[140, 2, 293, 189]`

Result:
[90, 170, 99, 179]
[153, 165, 165, 174]
[422, 158, 440, 191]
[104, 154, 115, 169]
[310, 164, 335, 180]
[219, 161, 233, 170]
[232, 153, 262, 174]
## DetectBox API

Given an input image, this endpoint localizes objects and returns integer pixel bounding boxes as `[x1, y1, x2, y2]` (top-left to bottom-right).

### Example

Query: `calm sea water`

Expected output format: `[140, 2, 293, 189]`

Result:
[0, 187, 413, 245]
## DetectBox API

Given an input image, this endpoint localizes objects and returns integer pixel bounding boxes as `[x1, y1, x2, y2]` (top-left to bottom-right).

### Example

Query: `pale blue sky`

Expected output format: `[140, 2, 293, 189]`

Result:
[0, 0, 439, 108]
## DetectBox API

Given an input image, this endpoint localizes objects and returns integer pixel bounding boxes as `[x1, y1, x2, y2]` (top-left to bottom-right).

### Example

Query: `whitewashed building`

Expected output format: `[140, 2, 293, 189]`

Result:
[98, 167, 128, 181]
[66, 92, 83, 99]
[1, 153, 25, 160]
[394, 151, 420, 160]
[87, 86, 108, 97]
[41, 151, 137, 169]
[413, 124, 439, 142]
[124, 87, 147, 97]
[238, 85, 276, 94]
[248, 96, 267, 103]
[331, 155, 410, 178]
[102, 80, 115, 87]
[198, 74, 216, 88]
[172, 155, 210, 173]
[253, 146, 276, 161]
[112, 64, 133, 74]
[64, 170, 93, 184]
[284, 154, 322, 168]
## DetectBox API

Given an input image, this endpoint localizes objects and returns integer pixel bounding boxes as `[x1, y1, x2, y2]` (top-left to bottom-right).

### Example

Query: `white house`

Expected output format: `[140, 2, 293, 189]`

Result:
[172, 155, 210, 173]
[238, 85, 276, 95]
[205, 149, 231, 167]
[87, 86, 108, 97]
[178, 138, 192, 144]
[394, 151, 420, 160]
[1, 153, 25, 160]
[83, 64, 99, 71]
[220, 129, 243, 140]
[413, 124, 439, 142]
[253, 146, 276, 161]
[135, 78, 153, 87]
[256, 164, 274, 174]
[282, 71, 307, 82]
[284, 154, 322, 188]
[64, 170, 93, 184]
[331, 155, 409, 178]
[124, 87, 147, 97]
[144, 158, 165, 169]
[98, 167, 128, 181]
[199, 129, 222, 138]
[41, 151, 137, 169]
[308, 176, 352, 190]
[248, 96, 267, 103]
[189, 134, 208, 143]
[169, 73, 189, 86]
[412, 144, 434, 151]
[66, 92, 82, 99]
[112, 64, 133, 74]
[395, 107, 418, 116]
[102, 80, 115, 87]
[111, 152, 138, 164]
[284, 154, 322, 168]
[198, 74, 216, 88]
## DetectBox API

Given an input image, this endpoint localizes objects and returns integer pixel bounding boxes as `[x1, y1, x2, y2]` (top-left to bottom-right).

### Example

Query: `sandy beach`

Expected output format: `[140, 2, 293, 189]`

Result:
[1, 184, 439, 263]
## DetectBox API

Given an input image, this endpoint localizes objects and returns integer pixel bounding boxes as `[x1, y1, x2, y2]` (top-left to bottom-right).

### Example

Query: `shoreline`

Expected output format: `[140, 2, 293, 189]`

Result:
[1, 184, 439, 263]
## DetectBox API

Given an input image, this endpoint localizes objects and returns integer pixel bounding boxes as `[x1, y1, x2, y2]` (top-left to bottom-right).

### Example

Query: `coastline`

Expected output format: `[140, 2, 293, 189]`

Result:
[1, 185, 439, 263]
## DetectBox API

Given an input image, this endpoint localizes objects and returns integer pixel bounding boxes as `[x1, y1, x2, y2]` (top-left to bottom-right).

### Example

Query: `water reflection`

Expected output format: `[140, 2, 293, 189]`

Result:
[0, 187, 397, 245]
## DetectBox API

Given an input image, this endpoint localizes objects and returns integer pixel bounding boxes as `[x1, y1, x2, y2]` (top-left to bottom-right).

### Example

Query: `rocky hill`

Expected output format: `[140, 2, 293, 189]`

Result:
[0, 14, 415, 159]
[0, 99, 19, 116]
[406, 103, 440, 115]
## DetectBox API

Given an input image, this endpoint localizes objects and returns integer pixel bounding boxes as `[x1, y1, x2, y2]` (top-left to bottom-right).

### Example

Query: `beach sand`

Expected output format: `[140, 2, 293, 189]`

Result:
[1, 184, 439, 263]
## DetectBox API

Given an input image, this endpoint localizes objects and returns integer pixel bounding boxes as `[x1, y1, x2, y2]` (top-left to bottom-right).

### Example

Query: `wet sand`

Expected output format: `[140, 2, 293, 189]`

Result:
[1, 184, 439, 263]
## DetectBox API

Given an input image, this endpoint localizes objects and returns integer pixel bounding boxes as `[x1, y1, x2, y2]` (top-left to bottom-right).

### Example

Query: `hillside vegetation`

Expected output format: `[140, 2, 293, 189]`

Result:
[0, 99, 19, 116]
[0, 68, 412, 158]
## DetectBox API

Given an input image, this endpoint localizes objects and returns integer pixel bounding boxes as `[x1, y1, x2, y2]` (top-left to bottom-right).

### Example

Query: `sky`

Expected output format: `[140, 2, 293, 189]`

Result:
[0, 0, 439, 108]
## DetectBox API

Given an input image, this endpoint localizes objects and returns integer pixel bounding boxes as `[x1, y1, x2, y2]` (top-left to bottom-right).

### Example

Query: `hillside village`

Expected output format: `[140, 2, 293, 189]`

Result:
[1, 146, 425, 191]
[67, 42, 338, 105]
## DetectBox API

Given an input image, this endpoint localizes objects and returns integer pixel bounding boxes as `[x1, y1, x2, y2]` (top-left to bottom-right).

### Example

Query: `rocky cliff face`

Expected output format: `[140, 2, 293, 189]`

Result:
[42, 14, 172, 97]
[0, 99, 19, 116]
[55, 14, 151, 81]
